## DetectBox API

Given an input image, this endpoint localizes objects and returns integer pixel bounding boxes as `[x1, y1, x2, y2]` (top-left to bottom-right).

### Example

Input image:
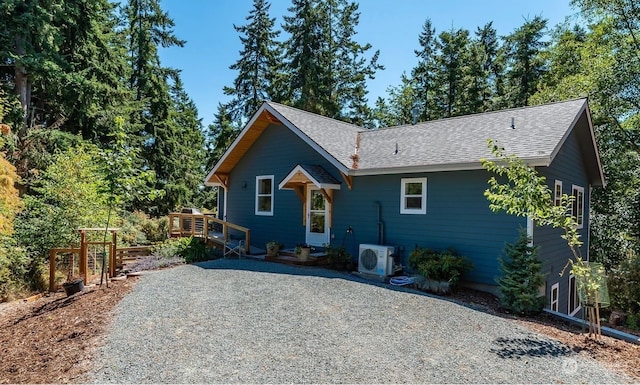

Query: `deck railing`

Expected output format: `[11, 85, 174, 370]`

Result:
[168, 213, 251, 254]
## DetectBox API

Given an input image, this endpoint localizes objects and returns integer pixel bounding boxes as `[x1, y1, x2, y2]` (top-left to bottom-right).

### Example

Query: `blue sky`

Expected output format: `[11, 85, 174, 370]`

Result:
[158, 0, 577, 127]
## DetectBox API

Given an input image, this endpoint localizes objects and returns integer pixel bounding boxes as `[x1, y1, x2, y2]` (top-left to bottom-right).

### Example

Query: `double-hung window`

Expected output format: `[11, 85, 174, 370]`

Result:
[550, 283, 559, 312]
[554, 180, 563, 206]
[568, 274, 581, 316]
[255, 175, 274, 216]
[571, 185, 584, 229]
[400, 178, 427, 214]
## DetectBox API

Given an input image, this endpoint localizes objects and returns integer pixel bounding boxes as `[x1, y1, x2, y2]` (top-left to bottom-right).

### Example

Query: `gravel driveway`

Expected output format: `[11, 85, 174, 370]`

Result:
[90, 259, 630, 383]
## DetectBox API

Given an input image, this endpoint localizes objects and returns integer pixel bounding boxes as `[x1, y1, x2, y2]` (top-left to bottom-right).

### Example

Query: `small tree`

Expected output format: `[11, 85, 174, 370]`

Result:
[497, 229, 546, 314]
[482, 139, 603, 334]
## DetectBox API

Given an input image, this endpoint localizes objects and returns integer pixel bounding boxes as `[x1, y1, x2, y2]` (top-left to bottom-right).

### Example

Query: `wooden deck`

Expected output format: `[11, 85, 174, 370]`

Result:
[168, 212, 251, 254]
[265, 249, 329, 266]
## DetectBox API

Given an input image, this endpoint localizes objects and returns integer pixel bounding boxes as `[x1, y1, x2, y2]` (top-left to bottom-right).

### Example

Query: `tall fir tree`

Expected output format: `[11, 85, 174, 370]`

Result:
[224, 0, 282, 124]
[282, 0, 381, 124]
[503, 16, 549, 107]
[435, 27, 470, 118]
[123, 0, 208, 214]
[0, 0, 131, 187]
[412, 19, 439, 121]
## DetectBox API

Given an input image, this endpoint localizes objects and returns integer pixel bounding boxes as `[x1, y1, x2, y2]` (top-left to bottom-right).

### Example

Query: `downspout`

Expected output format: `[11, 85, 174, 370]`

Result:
[223, 187, 228, 222]
[374, 201, 384, 245]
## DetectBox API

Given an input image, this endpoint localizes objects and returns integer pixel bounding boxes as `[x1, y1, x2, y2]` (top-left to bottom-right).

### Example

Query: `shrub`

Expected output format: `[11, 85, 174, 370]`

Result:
[408, 247, 472, 287]
[496, 230, 546, 315]
[152, 237, 212, 263]
[608, 249, 640, 316]
[326, 244, 351, 270]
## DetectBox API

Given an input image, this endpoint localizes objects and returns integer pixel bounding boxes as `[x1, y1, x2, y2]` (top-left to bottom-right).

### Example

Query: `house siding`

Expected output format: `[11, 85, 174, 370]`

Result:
[536, 128, 591, 314]
[224, 123, 338, 248]
[332, 171, 525, 285]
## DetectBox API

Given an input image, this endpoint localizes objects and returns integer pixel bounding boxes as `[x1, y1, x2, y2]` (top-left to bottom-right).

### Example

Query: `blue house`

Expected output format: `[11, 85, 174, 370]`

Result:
[204, 98, 604, 316]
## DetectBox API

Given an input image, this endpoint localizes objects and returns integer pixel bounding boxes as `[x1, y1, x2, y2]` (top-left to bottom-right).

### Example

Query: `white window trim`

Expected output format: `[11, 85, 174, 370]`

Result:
[255, 175, 274, 216]
[400, 177, 427, 215]
[571, 185, 585, 229]
[550, 282, 559, 312]
[554, 180, 563, 206]
[568, 274, 581, 316]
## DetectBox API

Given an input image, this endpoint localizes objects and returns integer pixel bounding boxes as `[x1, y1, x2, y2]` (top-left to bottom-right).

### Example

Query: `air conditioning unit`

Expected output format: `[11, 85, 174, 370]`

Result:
[358, 244, 395, 277]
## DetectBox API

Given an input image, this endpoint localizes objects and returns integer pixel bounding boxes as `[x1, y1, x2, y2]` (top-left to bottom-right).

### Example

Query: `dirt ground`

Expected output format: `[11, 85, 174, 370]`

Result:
[0, 278, 137, 384]
[0, 272, 638, 383]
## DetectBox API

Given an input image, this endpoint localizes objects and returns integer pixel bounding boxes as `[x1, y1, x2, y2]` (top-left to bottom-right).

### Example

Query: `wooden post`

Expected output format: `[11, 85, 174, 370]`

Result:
[110, 231, 117, 278]
[79, 230, 88, 284]
[245, 230, 251, 255]
[49, 249, 56, 292]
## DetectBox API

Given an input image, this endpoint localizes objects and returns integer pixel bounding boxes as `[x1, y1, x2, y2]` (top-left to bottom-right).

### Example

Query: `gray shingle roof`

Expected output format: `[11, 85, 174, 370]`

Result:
[266, 98, 591, 175]
[266, 102, 362, 170]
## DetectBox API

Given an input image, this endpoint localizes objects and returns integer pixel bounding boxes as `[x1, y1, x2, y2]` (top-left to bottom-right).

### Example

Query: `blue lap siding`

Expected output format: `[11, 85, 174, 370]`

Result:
[535, 127, 591, 314]
[224, 122, 526, 287]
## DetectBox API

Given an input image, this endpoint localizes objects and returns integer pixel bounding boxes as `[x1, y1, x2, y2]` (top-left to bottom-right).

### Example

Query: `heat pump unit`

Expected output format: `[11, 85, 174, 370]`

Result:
[358, 244, 395, 277]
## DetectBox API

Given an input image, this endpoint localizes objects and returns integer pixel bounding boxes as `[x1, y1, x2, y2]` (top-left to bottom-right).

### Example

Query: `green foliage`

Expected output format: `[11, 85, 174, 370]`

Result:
[497, 229, 546, 314]
[408, 247, 472, 286]
[503, 16, 549, 107]
[223, 0, 282, 123]
[13, 144, 111, 289]
[152, 236, 211, 263]
[116, 211, 168, 245]
[0, 235, 29, 301]
[282, 0, 382, 124]
[326, 244, 351, 270]
[627, 312, 640, 330]
[608, 250, 640, 315]
[481, 140, 582, 256]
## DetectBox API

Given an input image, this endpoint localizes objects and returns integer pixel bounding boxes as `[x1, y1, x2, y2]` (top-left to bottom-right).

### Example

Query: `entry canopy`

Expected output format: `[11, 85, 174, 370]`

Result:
[279, 164, 341, 191]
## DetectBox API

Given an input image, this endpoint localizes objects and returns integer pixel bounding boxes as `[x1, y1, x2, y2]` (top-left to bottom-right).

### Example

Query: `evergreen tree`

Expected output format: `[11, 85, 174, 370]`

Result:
[224, 0, 282, 123]
[282, 0, 381, 123]
[435, 27, 470, 117]
[377, 73, 416, 126]
[123, 0, 208, 214]
[503, 16, 549, 107]
[412, 19, 439, 121]
[0, 0, 130, 184]
[497, 229, 546, 315]
[205, 103, 239, 171]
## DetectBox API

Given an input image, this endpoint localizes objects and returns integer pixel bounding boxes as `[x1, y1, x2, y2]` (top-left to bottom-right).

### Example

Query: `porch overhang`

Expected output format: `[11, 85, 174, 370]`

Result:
[278, 164, 341, 191]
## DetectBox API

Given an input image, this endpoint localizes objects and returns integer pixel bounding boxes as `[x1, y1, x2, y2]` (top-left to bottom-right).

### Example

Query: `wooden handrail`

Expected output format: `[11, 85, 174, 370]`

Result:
[168, 213, 251, 254]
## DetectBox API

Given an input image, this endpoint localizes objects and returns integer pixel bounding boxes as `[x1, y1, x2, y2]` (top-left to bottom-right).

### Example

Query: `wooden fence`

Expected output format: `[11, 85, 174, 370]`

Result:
[49, 229, 151, 292]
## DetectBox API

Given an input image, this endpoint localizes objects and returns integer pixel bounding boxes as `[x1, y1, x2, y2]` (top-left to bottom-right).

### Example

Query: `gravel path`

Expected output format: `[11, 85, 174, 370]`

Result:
[90, 259, 630, 383]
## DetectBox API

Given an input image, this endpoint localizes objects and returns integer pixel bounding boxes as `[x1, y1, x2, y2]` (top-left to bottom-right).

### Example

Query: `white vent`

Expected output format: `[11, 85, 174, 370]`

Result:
[358, 244, 395, 277]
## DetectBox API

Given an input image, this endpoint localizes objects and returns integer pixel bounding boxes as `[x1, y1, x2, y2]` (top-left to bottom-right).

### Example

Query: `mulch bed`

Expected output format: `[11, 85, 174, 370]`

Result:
[0, 278, 137, 384]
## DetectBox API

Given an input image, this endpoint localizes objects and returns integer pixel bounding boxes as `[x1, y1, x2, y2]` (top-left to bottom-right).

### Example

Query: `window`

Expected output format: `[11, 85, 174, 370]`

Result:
[571, 185, 584, 229]
[568, 274, 581, 316]
[554, 180, 563, 206]
[400, 178, 427, 214]
[255, 175, 274, 216]
[550, 283, 559, 312]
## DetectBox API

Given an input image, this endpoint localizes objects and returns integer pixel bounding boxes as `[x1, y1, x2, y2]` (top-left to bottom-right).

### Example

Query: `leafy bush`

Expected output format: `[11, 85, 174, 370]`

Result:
[117, 211, 168, 245]
[608, 250, 640, 316]
[408, 247, 472, 287]
[152, 236, 212, 263]
[326, 244, 351, 270]
[0, 236, 29, 301]
[496, 230, 545, 315]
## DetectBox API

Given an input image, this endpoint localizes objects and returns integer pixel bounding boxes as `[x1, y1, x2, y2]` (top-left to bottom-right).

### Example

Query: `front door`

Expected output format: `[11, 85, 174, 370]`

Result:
[306, 188, 330, 246]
